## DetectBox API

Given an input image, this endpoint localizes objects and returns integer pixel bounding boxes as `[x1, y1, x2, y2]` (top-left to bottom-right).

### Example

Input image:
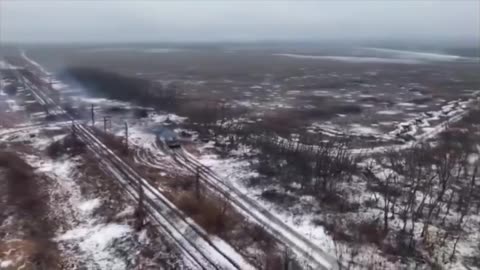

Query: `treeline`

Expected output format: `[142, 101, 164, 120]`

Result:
[58, 67, 250, 126]
[58, 67, 179, 110]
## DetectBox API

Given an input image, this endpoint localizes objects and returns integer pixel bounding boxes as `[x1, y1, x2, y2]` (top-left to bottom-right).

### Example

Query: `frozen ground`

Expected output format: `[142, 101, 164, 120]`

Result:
[4, 45, 480, 269]
[274, 54, 422, 64]
[1, 128, 140, 269]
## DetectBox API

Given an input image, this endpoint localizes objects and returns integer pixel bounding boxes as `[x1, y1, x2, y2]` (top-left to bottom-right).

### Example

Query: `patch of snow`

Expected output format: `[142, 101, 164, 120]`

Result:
[377, 110, 401, 115]
[149, 112, 186, 124]
[467, 153, 479, 165]
[286, 90, 301, 95]
[312, 90, 330, 96]
[56, 223, 133, 269]
[211, 237, 256, 270]
[78, 198, 102, 214]
[365, 47, 477, 62]
[274, 53, 421, 64]
[138, 229, 149, 244]
[142, 48, 184, 53]
[230, 144, 252, 157]
[78, 97, 130, 107]
[349, 124, 380, 135]
[115, 206, 135, 219]
[5, 99, 23, 112]
[0, 260, 13, 268]
[397, 102, 415, 107]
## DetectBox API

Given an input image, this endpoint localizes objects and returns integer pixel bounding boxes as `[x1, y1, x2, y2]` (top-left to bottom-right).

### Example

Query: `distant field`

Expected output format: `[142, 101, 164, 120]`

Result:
[14, 44, 480, 144]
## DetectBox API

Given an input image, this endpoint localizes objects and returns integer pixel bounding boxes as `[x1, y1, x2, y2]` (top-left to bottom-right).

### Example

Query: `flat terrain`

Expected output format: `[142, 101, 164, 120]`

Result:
[1, 43, 480, 270]
[25, 45, 480, 145]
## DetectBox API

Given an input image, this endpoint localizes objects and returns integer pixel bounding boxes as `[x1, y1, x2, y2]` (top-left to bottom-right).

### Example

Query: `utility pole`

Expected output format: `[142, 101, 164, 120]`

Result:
[195, 166, 201, 199]
[124, 122, 129, 153]
[91, 104, 95, 126]
[103, 116, 111, 133]
[135, 178, 145, 231]
[71, 120, 76, 138]
[283, 248, 291, 270]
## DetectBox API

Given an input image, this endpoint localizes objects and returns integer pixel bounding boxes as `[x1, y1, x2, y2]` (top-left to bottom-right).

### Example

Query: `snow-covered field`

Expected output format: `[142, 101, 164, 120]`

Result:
[0, 122, 187, 269]
[274, 54, 422, 64]
[4, 45, 480, 269]
[275, 47, 478, 64]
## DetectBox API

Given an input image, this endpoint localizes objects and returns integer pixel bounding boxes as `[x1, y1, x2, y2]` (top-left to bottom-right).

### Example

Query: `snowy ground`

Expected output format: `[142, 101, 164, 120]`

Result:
[0, 125, 185, 269]
[0, 62, 187, 269]
[188, 138, 480, 269]
[6, 47, 480, 269]
[3, 55, 258, 269]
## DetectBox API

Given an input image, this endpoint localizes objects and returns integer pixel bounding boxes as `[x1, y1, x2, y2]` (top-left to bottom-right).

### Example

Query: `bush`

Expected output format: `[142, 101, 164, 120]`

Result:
[46, 135, 85, 159]
[46, 140, 63, 159]
[176, 192, 232, 234]
[92, 129, 128, 155]
[353, 220, 387, 245]
[4, 83, 17, 96]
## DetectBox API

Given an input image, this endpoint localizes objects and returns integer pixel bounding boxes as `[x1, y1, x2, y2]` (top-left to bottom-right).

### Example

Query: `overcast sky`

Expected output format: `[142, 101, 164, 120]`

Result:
[1, 1, 479, 44]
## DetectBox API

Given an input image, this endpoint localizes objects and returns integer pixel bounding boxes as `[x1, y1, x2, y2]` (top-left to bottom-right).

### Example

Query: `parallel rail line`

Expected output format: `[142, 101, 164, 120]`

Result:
[171, 149, 336, 270]
[16, 54, 340, 269]
[14, 62, 243, 270]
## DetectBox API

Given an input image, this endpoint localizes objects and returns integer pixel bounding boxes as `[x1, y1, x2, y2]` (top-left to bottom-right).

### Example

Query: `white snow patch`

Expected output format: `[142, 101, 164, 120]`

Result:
[349, 124, 380, 135]
[5, 99, 23, 112]
[467, 153, 479, 165]
[78, 198, 102, 214]
[397, 102, 415, 107]
[211, 237, 256, 270]
[78, 97, 130, 107]
[56, 223, 133, 269]
[115, 206, 135, 219]
[365, 47, 477, 62]
[377, 110, 401, 115]
[149, 112, 187, 123]
[0, 260, 13, 268]
[274, 53, 421, 64]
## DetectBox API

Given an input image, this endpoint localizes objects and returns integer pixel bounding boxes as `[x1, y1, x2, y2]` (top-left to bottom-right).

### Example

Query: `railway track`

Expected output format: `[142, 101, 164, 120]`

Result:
[16, 54, 339, 269]
[13, 60, 247, 270]
[171, 148, 337, 270]
[21, 65, 337, 269]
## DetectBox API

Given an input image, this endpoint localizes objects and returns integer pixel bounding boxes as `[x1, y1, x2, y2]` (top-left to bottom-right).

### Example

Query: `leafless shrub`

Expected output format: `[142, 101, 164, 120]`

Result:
[93, 128, 128, 155]
[176, 192, 233, 235]
[248, 224, 276, 248]
[46, 134, 85, 159]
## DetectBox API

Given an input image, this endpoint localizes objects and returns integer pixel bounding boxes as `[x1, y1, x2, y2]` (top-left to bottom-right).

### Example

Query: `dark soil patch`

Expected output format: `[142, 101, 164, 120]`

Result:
[261, 189, 298, 207]
[410, 97, 433, 105]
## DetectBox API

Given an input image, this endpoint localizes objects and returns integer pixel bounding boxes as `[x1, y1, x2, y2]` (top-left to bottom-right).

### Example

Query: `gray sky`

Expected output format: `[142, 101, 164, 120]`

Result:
[1, 1, 479, 44]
